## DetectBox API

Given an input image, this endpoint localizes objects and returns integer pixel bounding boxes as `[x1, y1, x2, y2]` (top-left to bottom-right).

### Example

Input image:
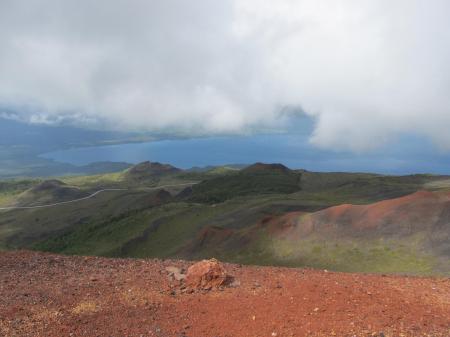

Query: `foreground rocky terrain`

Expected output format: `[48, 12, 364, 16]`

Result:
[1, 251, 449, 337]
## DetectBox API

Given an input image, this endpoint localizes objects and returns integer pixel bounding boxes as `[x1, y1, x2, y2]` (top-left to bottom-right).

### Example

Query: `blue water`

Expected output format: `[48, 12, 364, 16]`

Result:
[40, 133, 450, 175]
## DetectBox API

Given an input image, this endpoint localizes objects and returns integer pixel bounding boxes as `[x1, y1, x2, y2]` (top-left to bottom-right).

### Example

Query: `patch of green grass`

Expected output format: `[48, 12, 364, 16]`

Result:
[251, 234, 442, 275]
[60, 172, 125, 189]
[0, 179, 39, 206]
[301, 172, 434, 203]
[424, 178, 450, 191]
[0, 191, 21, 207]
[206, 166, 240, 175]
[60, 170, 205, 191]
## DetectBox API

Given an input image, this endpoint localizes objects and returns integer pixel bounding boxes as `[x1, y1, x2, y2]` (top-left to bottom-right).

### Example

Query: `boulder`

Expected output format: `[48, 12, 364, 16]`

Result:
[185, 259, 232, 290]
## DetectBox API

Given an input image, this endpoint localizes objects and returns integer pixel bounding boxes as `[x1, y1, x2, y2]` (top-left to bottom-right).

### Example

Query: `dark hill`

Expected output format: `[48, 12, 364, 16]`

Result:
[30, 179, 66, 192]
[189, 163, 301, 203]
[242, 162, 290, 173]
[124, 161, 181, 182]
[175, 186, 193, 200]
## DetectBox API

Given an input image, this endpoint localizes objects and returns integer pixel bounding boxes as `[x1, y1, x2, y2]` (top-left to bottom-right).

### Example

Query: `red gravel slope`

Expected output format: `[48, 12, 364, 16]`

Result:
[1, 251, 449, 337]
[274, 190, 450, 238]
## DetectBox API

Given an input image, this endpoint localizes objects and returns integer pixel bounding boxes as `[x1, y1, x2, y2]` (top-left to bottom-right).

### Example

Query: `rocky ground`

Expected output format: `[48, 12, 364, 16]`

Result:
[1, 251, 449, 337]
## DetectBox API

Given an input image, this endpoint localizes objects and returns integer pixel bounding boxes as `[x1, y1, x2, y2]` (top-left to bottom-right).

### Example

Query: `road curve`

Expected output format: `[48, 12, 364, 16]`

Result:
[0, 182, 198, 211]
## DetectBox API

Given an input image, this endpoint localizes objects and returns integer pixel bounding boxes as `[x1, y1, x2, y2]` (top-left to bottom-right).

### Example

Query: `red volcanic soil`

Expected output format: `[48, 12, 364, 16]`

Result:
[1, 251, 450, 337]
[261, 212, 305, 229]
[274, 190, 450, 240]
[317, 190, 450, 230]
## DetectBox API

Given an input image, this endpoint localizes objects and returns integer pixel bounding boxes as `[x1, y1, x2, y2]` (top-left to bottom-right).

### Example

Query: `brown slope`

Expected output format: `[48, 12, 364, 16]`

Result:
[276, 190, 450, 240]
[1, 250, 449, 337]
[181, 225, 248, 257]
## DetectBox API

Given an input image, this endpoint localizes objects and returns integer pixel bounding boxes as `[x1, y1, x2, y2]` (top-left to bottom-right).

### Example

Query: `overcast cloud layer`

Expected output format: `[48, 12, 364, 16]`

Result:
[1, 0, 450, 152]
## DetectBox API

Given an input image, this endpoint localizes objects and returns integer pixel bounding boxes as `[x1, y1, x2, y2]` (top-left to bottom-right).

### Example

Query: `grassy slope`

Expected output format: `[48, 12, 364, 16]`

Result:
[34, 205, 174, 256]
[33, 198, 258, 257]
[0, 168, 203, 250]
[0, 179, 39, 207]
[1, 190, 153, 249]
[60, 172, 124, 189]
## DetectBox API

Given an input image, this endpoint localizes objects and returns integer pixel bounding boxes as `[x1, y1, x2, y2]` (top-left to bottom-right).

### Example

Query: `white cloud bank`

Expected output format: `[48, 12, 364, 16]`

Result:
[1, 0, 450, 151]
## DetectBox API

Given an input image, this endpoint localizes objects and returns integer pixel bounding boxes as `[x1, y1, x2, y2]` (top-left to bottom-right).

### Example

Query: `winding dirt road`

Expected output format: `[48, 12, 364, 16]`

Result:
[0, 182, 197, 211]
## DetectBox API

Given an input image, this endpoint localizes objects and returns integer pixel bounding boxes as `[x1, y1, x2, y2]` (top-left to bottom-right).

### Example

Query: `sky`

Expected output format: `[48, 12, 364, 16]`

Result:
[1, 1, 450, 155]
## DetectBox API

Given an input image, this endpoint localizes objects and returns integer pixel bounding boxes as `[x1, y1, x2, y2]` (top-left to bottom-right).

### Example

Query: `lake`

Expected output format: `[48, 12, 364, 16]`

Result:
[40, 133, 450, 174]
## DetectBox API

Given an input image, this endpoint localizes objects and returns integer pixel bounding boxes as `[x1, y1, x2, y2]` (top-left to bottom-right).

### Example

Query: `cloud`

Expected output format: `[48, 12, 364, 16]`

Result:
[1, 0, 450, 151]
